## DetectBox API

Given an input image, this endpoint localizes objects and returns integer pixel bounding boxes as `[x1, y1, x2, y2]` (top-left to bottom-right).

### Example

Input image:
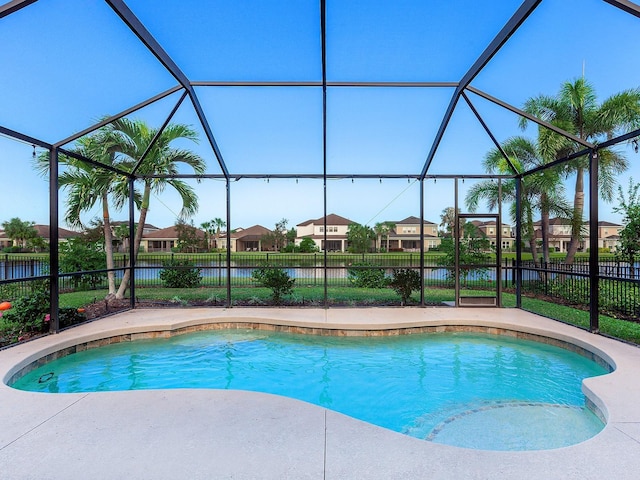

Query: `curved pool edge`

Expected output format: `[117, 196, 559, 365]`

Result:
[1, 307, 640, 479]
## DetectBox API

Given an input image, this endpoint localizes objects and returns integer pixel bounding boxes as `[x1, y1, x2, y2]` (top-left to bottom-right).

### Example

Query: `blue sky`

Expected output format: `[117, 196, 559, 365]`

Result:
[1, 0, 640, 232]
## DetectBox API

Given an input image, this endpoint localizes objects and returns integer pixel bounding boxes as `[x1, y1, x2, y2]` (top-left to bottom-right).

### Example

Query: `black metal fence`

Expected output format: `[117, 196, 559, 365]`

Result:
[519, 258, 640, 320]
[0, 253, 492, 300]
[2, 253, 640, 319]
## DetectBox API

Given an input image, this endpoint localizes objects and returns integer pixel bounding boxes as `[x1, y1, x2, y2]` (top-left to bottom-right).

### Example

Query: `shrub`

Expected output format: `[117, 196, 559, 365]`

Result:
[252, 265, 295, 304]
[389, 268, 421, 305]
[59, 238, 106, 290]
[0, 281, 87, 345]
[1, 281, 50, 333]
[299, 238, 319, 253]
[347, 262, 389, 289]
[159, 258, 202, 288]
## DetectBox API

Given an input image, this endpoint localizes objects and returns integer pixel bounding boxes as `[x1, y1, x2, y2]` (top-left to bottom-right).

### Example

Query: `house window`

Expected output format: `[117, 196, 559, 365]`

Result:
[403, 227, 417, 234]
[489, 228, 494, 235]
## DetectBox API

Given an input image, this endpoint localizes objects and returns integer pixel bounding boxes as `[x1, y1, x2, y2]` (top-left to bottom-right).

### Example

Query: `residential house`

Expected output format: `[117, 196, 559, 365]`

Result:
[0, 224, 79, 250]
[386, 216, 441, 252]
[111, 221, 159, 235]
[590, 220, 623, 251]
[110, 221, 159, 252]
[469, 220, 515, 250]
[532, 218, 576, 253]
[216, 225, 274, 252]
[296, 214, 354, 252]
[532, 218, 622, 252]
[141, 225, 205, 253]
[34, 224, 79, 243]
[0, 230, 10, 249]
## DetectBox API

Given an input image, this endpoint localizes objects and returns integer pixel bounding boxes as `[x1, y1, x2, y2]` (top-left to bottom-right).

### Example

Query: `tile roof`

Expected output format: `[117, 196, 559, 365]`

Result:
[33, 224, 79, 239]
[142, 225, 205, 239]
[231, 225, 272, 239]
[394, 216, 436, 225]
[297, 213, 354, 226]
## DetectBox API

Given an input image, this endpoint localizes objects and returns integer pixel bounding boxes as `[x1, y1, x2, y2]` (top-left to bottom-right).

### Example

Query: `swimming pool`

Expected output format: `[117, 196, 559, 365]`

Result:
[10, 328, 608, 451]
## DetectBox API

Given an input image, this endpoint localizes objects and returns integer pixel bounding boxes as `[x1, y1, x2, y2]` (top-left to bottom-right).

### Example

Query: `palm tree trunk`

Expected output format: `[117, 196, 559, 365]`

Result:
[102, 195, 116, 295]
[565, 167, 585, 265]
[539, 204, 552, 284]
[115, 184, 150, 299]
[541, 199, 551, 266]
[523, 208, 542, 279]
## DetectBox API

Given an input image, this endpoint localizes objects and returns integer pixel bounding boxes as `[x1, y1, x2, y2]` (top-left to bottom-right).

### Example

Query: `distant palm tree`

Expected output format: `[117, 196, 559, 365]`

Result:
[1, 217, 37, 250]
[113, 223, 131, 253]
[200, 221, 213, 250]
[106, 118, 207, 299]
[212, 217, 226, 249]
[347, 223, 375, 253]
[384, 222, 395, 252]
[373, 222, 393, 252]
[521, 78, 640, 264]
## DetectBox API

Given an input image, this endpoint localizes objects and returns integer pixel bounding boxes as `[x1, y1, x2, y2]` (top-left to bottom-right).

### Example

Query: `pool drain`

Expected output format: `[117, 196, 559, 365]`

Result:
[38, 372, 54, 383]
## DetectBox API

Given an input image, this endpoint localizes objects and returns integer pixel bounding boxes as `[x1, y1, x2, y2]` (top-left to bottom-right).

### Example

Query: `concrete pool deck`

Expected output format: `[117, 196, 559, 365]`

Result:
[1, 307, 640, 479]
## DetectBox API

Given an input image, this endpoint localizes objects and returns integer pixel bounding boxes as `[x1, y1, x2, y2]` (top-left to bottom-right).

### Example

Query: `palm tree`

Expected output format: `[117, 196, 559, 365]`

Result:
[465, 137, 571, 268]
[373, 222, 388, 252]
[347, 223, 375, 253]
[113, 223, 131, 253]
[106, 118, 207, 299]
[439, 207, 464, 238]
[1, 218, 37, 249]
[521, 78, 640, 264]
[35, 131, 134, 295]
[200, 221, 213, 250]
[384, 222, 395, 252]
[212, 217, 226, 249]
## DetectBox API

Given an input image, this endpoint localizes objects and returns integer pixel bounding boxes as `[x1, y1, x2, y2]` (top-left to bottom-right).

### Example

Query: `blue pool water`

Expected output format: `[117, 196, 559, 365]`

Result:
[11, 330, 608, 450]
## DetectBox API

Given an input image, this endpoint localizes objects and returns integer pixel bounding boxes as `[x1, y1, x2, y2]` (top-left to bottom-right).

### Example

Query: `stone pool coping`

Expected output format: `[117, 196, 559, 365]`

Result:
[1, 307, 640, 479]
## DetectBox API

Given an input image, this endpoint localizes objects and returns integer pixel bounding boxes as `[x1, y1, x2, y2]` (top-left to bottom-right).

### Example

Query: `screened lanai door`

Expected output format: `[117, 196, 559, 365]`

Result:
[454, 212, 502, 307]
